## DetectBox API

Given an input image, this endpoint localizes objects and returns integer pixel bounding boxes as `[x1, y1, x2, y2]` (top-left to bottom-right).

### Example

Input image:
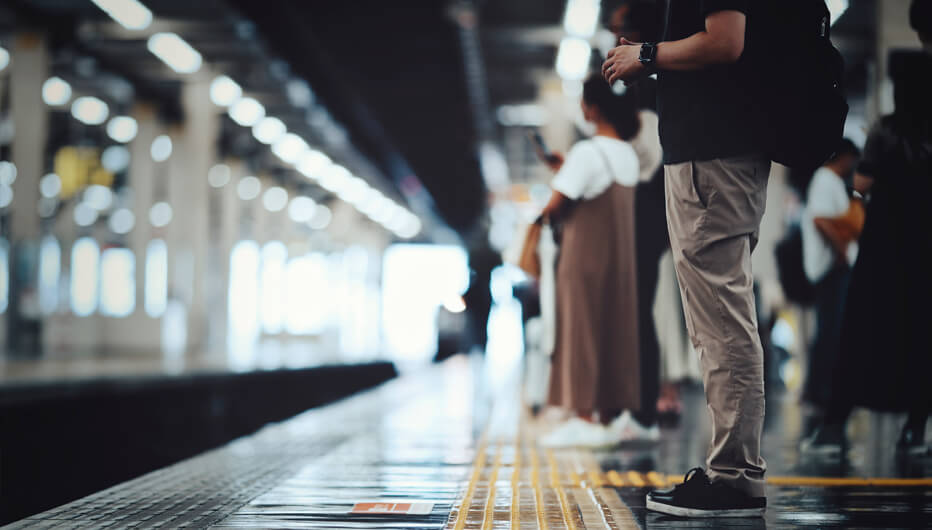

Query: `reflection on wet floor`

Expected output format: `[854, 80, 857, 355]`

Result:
[11, 355, 931, 529]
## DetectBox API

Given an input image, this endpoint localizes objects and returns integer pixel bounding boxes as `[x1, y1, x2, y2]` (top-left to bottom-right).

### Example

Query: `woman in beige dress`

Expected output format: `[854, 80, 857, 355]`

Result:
[539, 75, 651, 447]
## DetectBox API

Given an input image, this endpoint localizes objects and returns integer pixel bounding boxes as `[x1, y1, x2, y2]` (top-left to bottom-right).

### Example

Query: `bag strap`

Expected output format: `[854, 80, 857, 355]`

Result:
[590, 139, 619, 182]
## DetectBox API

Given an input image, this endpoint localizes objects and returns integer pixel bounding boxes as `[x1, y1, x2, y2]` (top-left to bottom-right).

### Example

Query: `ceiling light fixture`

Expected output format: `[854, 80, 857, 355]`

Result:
[555, 37, 591, 81]
[229, 96, 265, 127]
[106, 116, 138, 143]
[563, 0, 601, 38]
[71, 96, 110, 125]
[150, 135, 172, 162]
[210, 75, 242, 107]
[147, 32, 202, 74]
[42, 77, 72, 106]
[90, 0, 152, 30]
[252, 117, 286, 145]
[271, 133, 308, 164]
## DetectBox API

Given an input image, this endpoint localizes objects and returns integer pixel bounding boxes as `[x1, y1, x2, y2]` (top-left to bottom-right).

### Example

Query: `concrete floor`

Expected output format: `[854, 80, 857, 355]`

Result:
[9, 354, 931, 529]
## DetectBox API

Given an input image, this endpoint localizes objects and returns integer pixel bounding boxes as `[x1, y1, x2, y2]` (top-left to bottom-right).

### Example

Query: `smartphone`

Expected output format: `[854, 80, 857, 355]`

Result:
[528, 129, 561, 165]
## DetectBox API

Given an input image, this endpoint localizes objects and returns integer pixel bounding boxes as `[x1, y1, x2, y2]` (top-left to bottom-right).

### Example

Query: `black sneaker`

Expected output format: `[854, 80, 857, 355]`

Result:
[646, 468, 766, 518]
[800, 422, 847, 456]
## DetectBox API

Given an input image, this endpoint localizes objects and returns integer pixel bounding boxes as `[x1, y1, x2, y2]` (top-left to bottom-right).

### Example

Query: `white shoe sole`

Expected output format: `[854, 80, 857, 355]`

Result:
[646, 499, 765, 518]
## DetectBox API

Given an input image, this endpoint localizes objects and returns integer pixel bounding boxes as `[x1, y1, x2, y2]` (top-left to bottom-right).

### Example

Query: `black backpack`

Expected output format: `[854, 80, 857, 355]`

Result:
[746, 1, 849, 172]
[775, 223, 816, 306]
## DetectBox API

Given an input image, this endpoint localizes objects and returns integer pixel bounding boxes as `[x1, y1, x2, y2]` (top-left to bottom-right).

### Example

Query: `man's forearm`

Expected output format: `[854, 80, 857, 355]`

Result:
[655, 10, 746, 71]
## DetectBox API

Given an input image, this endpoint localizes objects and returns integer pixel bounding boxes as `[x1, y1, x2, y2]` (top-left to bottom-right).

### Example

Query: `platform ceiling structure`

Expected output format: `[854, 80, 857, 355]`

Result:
[1, 0, 878, 234]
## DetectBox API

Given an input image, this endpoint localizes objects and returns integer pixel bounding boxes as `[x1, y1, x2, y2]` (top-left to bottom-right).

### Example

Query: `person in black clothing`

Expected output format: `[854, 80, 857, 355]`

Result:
[605, 0, 668, 434]
[802, 10, 932, 457]
[603, 0, 769, 518]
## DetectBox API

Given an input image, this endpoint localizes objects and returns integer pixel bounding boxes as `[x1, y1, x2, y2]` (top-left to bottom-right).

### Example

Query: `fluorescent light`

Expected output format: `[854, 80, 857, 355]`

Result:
[71, 96, 109, 125]
[308, 205, 332, 230]
[337, 177, 370, 205]
[106, 116, 138, 143]
[318, 164, 352, 193]
[297, 150, 331, 179]
[371, 197, 398, 225]
[236, 176, 261, 201]
[149, 201, 173, 227]
[262, 186, 288, 212]
[150, 135, 172, 162]
[252, 117, 286, 145]
[147, 33, 202, 74]
[0, 162, 15, 186]
[563, 0, 600, 38]
[556, 37, 591, 81]
[84, 184, 114, 211]
[827, 0, 849, 25]
[229, 96, 265, 127]
[74, 202, 99, 226]
[42, 77, 72, 106]
[271, 133, 308, 164]
[90, 0, 152, 30]
[0, 160, 17, 186]
[102, 145, 131, 172]
[0, 185, 12, 208]
[40, 173, 62, 198]
[108, 208, 135, 234]
[210, 75, 241, 107]
[0, 46, 9, 72]
[287, 196, 317, 223]
[207, 164, 231, 188]
[395, 215, 422, 239]
[358, 189, 385, 217]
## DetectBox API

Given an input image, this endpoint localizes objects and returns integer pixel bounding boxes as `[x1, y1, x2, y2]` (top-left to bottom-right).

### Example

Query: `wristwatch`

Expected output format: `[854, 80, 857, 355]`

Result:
[639, 42, 658, 72]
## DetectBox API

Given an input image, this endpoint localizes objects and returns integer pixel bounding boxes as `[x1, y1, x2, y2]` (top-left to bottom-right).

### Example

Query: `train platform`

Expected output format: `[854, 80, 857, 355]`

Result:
[8, 355, 930, 529]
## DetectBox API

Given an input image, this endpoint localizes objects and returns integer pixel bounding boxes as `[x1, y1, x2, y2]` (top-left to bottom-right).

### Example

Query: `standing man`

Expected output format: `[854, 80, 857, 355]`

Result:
[602, 0, 769, 518]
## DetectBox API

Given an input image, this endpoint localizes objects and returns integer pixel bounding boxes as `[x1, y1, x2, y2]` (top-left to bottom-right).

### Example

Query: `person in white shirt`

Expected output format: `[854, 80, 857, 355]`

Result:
[800, 139, 861, 412]
[536, 74, 653, 448]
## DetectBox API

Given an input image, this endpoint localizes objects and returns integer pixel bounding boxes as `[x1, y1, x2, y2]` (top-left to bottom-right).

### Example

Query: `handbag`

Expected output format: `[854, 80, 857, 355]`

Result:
[517, 218, 544, 278]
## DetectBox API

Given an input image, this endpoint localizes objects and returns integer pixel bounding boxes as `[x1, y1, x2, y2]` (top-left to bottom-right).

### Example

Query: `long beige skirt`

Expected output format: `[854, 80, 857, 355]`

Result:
[547, 182, 641, 413]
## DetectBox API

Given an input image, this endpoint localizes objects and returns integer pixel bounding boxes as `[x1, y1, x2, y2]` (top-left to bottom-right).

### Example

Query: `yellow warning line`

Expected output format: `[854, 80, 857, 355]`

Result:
[510, 438, 521, 529]
[529, 447, 548, 530]
[451, 440, 488, 530]
[546, 449, 578, 530]
[646, 471, 667, 487]
[481, 446, 502, 530]
[626, 471, 646, 487]
[606, 470, 625, 487]
[766, 476, 932, 487]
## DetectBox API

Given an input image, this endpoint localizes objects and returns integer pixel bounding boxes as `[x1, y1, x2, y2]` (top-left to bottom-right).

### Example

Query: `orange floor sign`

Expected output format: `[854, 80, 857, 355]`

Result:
[350, 502, 434, 515]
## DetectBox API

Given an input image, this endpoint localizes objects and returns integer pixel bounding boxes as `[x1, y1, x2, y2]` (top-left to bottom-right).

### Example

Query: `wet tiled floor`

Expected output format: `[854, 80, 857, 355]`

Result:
[10, 355, 931, 529]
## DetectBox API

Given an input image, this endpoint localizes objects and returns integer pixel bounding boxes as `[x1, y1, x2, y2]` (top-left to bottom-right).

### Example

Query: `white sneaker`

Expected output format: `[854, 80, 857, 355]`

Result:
[608, 411, 660, 443]
[539, 417, 611, 448]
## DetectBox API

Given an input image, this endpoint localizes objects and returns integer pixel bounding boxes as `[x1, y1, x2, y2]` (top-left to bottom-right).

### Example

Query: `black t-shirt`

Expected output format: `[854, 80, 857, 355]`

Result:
[656, 0, 759, 164]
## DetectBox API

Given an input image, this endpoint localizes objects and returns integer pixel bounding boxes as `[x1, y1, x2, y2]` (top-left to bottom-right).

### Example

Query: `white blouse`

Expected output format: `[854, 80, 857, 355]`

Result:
[551, 136, 639, 200]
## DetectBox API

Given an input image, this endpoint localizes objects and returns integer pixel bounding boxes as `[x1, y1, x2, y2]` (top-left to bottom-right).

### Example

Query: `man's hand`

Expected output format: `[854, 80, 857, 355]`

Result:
[602, 38, 646, 85]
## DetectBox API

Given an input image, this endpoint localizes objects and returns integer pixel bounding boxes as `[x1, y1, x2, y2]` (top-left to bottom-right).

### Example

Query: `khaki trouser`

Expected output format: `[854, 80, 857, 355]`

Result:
[664, 155, 770, 498]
